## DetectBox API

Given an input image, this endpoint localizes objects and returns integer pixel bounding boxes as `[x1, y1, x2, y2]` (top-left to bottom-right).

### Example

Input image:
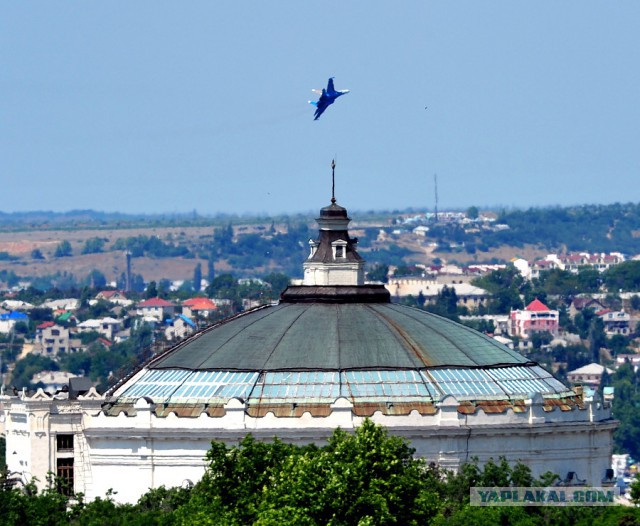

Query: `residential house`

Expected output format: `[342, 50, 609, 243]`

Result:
[1, 299, 34, 311]
[31, 371, 79, 392]
[587, 252, 625, 272]
[459, 314, 509, 335]
[509, 299, 559, 339]
[597, 309, 631, 336]
[242, 298, 265, 310]
[182, 297, 218, 319]
[76, 317, 123, 341]
[136, 297, 176, 321]
[385, 278, 490, 309]
[164, 314, 197, 341]
[55, 311, 76, 325]
[35, 322, 81, 355]
[530, 259, 558, 280]
[0, 311, 29, 334]
[567, 363, 614, 388]
[41, 298, 80, 311]
[412, 225, 430, 237]
[492, 335, 515, 349]
[569, 297, 607, 320]
[615, 354, 640, 370]
[95, 290, 132, 307]
[603, 386, 615, 403]
[512, 258, 531, 280]
[557, 254, 589, 274]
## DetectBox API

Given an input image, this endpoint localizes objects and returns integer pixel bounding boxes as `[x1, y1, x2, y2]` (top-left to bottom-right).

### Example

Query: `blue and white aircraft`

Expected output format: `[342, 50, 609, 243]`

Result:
[309, 77, 349, 120]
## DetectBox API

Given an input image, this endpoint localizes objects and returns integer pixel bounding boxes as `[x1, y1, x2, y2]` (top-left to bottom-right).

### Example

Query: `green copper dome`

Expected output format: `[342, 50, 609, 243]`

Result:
[150, 302, 530, 371]
[109, 197, 574, 411]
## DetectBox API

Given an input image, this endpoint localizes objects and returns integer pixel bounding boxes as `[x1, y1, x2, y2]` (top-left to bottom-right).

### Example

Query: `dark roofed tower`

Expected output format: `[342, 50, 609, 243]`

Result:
[303, 200, 365, 286]
[302, 161, 365, 286]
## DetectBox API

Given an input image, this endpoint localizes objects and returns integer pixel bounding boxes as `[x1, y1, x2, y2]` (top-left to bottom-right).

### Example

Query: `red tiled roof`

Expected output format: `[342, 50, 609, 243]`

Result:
[138, 297, 175, 308]
[183, 297, 217, 310]
[525, 299, 549, 312]
[37, 321, 56, 329]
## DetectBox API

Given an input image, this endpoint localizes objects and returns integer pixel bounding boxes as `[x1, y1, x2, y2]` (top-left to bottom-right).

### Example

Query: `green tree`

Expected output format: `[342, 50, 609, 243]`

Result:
[11, 354, 59, 389]
[472, 266, 525, 314]
[604, 261, 640, 292]
[366, 264, 389, 283]
[630, 476, 640, 505]
[206, 274, 237, 300]
[213, 223, 233, 252]
[192, 263, 202, 293]
[589, 317, 607, 363]
[81, 237, 106, 255]
[176, 420, 441, 526]
[262, 272, 290, 297]
[145, 281, 158, 299]
[206, 257, 215, 283]
[0, 436, 5, 471]
[257, 421, 439, 525]
[31, 248, 45, 260]
[158, 279, 170, 299]
[424, 285, 460, 321]
[612, 363, 640, 459]
[54, 240, 73, 258]
[607, 334, 631, 356]
[531, 330, 553, 350]
[85, 269, 107, 289]
[466, 206, 479, 220]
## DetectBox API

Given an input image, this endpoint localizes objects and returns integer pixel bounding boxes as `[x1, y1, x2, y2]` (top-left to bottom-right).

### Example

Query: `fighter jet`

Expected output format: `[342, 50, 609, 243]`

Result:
[309, 77, 350, 120]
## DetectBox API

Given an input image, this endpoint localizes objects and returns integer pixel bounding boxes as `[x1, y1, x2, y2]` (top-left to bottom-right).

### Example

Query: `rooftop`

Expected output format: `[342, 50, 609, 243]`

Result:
[525, 298, 550, 312]
[138, 297, 176, 308]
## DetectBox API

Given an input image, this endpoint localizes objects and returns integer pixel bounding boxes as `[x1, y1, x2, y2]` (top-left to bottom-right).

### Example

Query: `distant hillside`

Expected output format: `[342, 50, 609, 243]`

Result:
[1, 202, 639, 291]
[489, 202, 640, 254]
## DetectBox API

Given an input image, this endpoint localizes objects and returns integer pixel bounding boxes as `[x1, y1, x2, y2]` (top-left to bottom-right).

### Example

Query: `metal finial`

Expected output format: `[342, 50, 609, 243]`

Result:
[331, 159, 336, 204]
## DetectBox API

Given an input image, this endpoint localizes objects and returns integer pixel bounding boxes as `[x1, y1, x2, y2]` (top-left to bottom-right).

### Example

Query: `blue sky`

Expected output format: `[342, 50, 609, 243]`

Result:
[2, 2, 639, 215]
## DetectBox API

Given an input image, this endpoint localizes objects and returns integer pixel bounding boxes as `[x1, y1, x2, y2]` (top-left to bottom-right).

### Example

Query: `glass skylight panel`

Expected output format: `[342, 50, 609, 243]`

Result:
[119, 369, 193, 401]
[499, 379, 549, 395]
[484, 366, 563, 396]
[541, 377, 571, 393]
[252, 372, 340, 401]
[342, 370, 436, 400]
[167, 370, 258, 402]
[428, 368, 504, 398]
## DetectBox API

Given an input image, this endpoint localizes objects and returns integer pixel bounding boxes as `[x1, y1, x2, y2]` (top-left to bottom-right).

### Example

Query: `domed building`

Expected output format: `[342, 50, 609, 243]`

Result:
[2, 193, 616, 503]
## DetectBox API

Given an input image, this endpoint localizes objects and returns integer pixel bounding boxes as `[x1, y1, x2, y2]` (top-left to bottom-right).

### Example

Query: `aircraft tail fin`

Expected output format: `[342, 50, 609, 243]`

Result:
[327, 77, 336, 95]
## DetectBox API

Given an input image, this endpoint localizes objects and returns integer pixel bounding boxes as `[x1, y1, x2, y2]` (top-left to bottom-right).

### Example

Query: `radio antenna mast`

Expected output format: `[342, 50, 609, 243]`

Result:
[434, 173, 439, 223]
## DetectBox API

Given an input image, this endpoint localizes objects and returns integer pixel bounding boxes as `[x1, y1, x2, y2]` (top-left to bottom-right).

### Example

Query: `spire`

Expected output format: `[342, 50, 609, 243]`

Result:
[331, 159, 336, 204]
[301, 161, 365, 286]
